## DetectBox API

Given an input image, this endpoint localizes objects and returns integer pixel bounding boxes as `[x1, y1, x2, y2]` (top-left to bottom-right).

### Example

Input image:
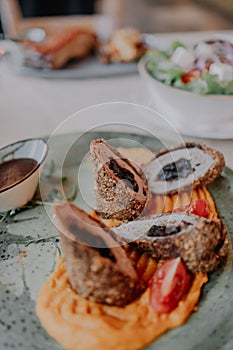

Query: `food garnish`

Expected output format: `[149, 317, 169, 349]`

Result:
[174, 199, 208, 218]
[149, 258, 192, 314]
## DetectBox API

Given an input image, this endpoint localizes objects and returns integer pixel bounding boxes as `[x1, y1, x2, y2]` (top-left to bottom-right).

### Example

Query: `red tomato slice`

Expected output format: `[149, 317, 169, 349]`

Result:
[189, 199, 208, 218]
[173, 199, 208, 218]
[181, 69, 201, 84]
[149, 258, 192, 314]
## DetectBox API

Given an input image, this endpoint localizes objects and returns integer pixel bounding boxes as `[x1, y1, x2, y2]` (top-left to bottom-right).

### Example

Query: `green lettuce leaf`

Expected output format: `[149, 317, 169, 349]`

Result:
[224, 80, 233, 94]
[144, 44, 233, 95]
[201, 71, 224, 95]
[186, 79, 208, 95]
[171, 41, 186, 52]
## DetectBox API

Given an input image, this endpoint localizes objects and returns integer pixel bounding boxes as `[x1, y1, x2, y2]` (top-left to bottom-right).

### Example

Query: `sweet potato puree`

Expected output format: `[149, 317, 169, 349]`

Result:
[36, 149, 217, 350]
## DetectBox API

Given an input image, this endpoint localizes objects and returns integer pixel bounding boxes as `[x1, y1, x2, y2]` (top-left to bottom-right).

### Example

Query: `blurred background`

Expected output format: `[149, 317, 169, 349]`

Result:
[1, 0, 233, 37]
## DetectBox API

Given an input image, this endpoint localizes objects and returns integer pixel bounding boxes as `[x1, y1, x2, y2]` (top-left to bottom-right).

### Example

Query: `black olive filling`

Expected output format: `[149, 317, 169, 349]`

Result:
[98, 248, 117, 262]
[157, 158, 193, 181]
[109, 158, 139, 192]
[147, 224, 181, 237]
[69, 223, 116, 262]
[214, 239, 225, 253]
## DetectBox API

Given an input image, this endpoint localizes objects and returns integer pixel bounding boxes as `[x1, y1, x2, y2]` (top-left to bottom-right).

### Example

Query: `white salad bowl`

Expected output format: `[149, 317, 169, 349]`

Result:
[138, 57, 233, 139]
[0, 138, 48, 211]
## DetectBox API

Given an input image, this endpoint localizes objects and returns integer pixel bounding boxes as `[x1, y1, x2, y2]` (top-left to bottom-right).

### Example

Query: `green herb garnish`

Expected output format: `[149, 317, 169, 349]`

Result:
[7, 233, 58, 246]
[0, 211, 10, 223]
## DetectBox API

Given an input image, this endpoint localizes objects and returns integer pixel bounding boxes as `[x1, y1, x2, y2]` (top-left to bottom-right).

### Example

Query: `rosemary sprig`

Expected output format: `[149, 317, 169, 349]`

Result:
[0, 211, 10, 223]
[24, 235, 58, 246]
[0, 201, 43, 222]
[7, 233, 59, 246]
[56, 245, 62, 258]
[0, 183, 77, 221]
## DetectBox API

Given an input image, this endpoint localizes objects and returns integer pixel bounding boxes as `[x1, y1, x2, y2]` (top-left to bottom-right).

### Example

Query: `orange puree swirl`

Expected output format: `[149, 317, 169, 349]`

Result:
[36, 258, 207, 350]
[36, 185, 215, 350]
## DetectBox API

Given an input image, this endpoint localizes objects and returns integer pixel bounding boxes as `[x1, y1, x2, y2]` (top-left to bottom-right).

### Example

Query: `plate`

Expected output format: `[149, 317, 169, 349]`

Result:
[0, 131, 233, 350]
[18, 57, 138, 79]
[5, 40, 138, 79]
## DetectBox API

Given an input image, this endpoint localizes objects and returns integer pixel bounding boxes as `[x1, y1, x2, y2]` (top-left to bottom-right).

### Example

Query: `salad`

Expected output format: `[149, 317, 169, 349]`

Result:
[145, 40, 233, 95]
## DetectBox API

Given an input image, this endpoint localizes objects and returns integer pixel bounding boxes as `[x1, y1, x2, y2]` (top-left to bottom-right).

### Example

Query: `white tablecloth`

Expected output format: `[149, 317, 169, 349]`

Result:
[1, 56, 233, 169]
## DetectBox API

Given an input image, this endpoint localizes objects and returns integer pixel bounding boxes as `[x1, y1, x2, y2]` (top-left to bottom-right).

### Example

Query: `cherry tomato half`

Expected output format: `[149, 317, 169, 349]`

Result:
[174, 199, 208, 218]
[181, 69, 201, 84]
[149, 258, 192, 314]
[189, 199, 208, 218]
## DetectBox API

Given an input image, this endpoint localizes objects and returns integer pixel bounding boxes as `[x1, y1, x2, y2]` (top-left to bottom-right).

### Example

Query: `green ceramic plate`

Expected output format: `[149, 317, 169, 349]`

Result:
[0, 132, 233, 350]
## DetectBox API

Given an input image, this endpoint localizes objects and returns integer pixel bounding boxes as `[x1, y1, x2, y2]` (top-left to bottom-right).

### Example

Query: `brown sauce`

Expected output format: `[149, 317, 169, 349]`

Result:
[0, 158, 38, 192]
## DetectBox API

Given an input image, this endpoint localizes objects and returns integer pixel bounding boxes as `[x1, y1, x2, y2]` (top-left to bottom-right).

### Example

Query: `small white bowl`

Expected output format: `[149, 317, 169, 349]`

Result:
[138, 57, 233, 139]
[0, 138, 48, 211]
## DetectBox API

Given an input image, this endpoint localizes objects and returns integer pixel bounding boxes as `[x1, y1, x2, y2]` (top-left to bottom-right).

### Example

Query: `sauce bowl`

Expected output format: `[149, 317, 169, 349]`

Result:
[0, 138, 48, 211]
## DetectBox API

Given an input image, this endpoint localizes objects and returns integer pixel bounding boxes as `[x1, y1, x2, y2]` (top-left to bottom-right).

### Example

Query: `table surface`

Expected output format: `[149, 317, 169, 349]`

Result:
[0, 43, 233, 169]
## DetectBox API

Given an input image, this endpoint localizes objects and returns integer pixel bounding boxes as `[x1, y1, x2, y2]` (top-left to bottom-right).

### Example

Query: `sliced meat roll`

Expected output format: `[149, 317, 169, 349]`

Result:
[90, 139, 149, 221]
[54, 203, 145, 307]
[143, 142, 225, 195]
[114, 213, 229, 273]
